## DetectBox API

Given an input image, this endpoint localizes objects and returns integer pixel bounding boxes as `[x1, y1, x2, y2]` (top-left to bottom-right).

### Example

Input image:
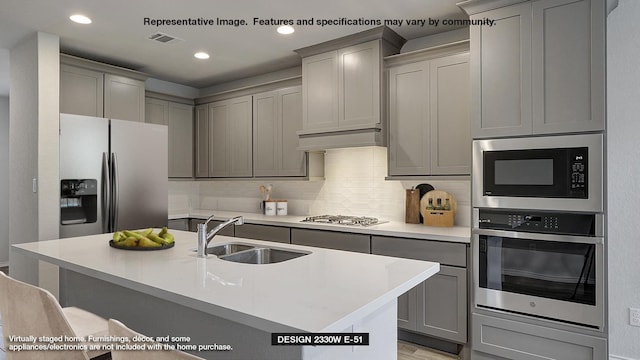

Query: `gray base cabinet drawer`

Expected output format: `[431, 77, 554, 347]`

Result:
[167, 218, 189, 231]
[234, 224, 290, 243]
[371, 236, 466, 267]
[188, 219, 234, 237]
[291, 228, 370, 253]
[472, 313, 607, 360]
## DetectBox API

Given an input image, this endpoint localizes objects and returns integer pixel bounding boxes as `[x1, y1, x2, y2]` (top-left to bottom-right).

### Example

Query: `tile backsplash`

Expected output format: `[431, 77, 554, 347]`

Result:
[169, 146, 471, 226]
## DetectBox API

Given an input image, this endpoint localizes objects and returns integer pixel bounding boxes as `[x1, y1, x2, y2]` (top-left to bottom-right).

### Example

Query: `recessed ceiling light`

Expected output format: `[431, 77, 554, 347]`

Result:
[277, 25, 295, 35]
[70, 14, 92, 24]
[194, 52, 210, 60]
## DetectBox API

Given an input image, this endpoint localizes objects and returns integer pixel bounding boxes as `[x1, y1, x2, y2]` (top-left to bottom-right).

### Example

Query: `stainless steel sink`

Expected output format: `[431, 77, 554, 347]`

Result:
[205, 243, 255, 256]
[219, 247, 310, 264]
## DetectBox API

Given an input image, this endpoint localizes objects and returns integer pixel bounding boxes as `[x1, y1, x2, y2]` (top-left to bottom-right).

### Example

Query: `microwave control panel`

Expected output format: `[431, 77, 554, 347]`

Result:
[569, 147, 588, 195]
[478, 209, 595, 236]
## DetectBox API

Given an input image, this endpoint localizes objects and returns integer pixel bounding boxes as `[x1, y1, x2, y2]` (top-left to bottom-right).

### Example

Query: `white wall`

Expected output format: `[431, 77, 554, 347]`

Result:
[170, 146, 471, 226]
[0, 96, 9, 266]
[607, 1, 640, 359]
[9, 32, 60, 293]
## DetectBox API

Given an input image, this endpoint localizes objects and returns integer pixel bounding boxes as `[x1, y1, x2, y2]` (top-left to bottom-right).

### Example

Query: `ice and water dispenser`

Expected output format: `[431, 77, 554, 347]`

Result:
[60, 179, 98, 225]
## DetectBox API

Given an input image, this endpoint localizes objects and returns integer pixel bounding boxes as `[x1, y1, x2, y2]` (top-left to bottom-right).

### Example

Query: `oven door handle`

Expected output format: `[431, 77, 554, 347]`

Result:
[472, 228, 603, 245]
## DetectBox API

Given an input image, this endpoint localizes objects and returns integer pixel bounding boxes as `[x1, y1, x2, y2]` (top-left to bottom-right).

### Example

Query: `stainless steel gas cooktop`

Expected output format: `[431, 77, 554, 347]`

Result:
[300, 215, 386, 227]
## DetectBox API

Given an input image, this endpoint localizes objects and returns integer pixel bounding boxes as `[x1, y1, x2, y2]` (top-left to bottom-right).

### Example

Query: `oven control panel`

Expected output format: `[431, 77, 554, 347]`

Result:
[569, 147, 588, 195]
[478, 209, 595, 236]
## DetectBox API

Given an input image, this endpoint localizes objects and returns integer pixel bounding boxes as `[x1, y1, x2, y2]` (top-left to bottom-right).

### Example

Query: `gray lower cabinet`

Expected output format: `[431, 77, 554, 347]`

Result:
[167, 218, 189, 231]
[290, 228, 370, 253]
[371, 236, 467, 344]
[188, 219, 234, 237]
[416, 266, 466, 343]
[234, 224, 290, 244]
[472, 313, 607, 360]
[398, 287, 417, 331]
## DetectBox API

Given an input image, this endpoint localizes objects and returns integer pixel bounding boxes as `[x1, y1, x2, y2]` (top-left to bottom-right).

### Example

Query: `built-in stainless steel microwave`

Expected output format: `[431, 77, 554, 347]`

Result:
[473, 134, 603, 212]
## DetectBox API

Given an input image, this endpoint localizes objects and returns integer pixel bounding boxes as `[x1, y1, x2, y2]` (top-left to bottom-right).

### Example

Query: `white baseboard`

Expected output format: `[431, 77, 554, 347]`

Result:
[0, 261, 8, 267]
[611, 355, 638, 360]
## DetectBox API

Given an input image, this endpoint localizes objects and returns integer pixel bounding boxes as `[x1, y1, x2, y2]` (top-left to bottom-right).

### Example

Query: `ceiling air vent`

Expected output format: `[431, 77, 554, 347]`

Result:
[147, 32, 183, 44]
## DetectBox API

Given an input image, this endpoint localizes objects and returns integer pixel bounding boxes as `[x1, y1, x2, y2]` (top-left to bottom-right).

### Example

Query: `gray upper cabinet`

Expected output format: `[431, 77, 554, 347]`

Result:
[194, 105, 209, 178]
[338, 41, 381, 128]
[302, 51, 339, 131]
[145, 97, 194, 178]
[60, 55, 147, 122]
[145, 98, 168, 126]
[253, 86, 306, 177]
[208, 96, 253, 178]
[104, 74, 145, 122]
[531, 0, 605, 134]
[430, 54, 471, 175]
[387, 52, 470, 176]
[295, 27, 406, 151]
[167, 102, 194, 178]
[388, 61, 430, 176]
[60, 64, 104, 117]
[301, 40, 381, 132]
[463, 0, 605, 138]
[469, 3, 532, 138]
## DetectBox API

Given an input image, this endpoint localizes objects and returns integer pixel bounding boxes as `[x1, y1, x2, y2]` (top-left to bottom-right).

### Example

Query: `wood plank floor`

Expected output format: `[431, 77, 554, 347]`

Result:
[398, 340, 460, 360]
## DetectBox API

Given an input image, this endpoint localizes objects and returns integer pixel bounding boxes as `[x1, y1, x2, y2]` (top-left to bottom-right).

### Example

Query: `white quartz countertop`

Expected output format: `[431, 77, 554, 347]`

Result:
[170, 210, 471, 243]
[13, 231, 439, 334]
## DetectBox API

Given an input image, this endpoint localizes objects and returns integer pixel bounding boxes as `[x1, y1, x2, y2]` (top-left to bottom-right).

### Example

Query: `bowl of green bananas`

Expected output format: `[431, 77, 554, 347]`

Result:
[109, 227, 175, 250]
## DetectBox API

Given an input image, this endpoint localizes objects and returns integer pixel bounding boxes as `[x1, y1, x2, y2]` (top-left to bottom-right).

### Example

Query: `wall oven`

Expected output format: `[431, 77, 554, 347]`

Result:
[473, 208, 604, 329]
[473, 133, 603, 212]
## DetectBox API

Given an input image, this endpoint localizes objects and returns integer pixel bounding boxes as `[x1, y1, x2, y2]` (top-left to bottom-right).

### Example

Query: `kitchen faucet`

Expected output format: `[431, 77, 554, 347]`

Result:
[197, 215, 244, 258]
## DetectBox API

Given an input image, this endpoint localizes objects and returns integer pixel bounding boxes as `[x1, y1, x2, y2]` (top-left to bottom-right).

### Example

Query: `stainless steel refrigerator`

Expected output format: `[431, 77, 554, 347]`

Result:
[59, 113, 168, 238]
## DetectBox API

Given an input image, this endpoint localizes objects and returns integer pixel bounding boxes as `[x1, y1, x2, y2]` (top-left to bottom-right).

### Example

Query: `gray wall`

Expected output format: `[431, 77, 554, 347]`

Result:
[0, 96, 8, 265]
[607, 1, 640, 359]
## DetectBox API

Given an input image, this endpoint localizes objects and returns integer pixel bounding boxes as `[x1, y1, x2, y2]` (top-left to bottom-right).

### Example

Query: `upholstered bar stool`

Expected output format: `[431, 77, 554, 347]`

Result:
[108, 319, 204, 360]
[0, 272, 110, 360]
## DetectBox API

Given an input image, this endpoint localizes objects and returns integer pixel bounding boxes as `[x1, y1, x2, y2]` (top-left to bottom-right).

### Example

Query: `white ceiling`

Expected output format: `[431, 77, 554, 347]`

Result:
[0, 0, 467, 91]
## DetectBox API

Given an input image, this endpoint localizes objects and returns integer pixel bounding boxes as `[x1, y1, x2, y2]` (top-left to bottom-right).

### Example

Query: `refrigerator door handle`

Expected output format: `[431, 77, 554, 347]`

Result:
[111, 152, 119, 232]
[101, 152, 110, 233]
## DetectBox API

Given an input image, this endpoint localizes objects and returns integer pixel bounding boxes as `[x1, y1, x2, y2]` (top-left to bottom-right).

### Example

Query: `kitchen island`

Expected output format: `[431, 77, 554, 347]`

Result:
[12, 230, 439, 360]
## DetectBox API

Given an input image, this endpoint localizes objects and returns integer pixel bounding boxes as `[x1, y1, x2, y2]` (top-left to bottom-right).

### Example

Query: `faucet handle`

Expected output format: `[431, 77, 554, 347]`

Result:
[203, 214, 216, 228]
